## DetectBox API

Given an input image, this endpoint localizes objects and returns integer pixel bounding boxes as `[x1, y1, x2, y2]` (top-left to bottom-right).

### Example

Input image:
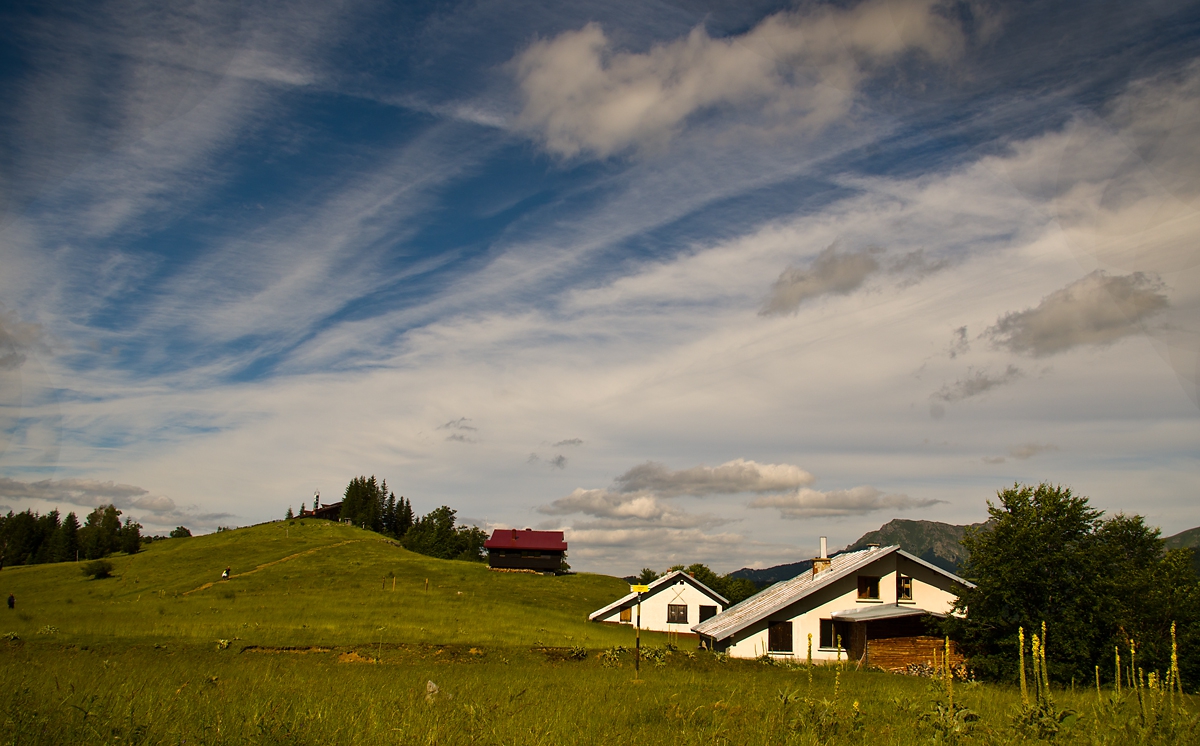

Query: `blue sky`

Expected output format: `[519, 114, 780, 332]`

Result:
[2, 0, 1199, 573]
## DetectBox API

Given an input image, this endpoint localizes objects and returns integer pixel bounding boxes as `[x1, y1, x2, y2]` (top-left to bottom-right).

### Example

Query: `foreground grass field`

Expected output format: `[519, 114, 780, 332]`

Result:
[0, 521, 1196, 744]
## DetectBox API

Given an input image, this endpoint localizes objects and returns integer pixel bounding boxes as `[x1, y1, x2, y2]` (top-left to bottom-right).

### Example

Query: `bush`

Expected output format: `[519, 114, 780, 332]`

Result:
[81, 559, 114, 579]
[169, 526, 192, 538]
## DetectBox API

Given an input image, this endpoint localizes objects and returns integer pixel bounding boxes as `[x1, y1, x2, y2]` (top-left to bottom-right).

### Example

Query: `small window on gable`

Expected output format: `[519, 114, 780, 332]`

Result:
[897, 574, 913, 602]
[699, 605, 718, 622]
[667, 604, 687, 624]
[768, 621, 793, 653]
[857, 575, 880, 600]
[619, 607, 632, 623]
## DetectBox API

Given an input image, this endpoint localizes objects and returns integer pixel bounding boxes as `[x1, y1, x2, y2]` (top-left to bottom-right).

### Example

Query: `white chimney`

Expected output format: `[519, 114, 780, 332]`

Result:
[812, 535, 832, 576]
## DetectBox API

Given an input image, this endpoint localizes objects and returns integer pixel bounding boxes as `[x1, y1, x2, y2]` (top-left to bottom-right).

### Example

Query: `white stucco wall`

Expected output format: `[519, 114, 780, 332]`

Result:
[593, 576, 725, 633]
[724, 554, 960, 660]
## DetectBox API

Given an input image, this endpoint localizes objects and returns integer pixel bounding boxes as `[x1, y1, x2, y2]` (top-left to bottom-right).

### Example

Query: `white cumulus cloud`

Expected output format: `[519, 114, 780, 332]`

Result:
[749, 486, 943, 518]
[513, 0, 965, 158]
[613, 458, 814, 496]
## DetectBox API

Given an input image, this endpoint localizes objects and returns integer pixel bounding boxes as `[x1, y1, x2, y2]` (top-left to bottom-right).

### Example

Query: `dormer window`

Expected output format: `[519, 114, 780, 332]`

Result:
[857, 575, 880, 600]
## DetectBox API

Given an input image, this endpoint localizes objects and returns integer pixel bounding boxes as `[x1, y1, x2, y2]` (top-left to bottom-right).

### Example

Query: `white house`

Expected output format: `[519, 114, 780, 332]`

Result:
[589, 571, 728, 634]
[692, 542, 973, 669]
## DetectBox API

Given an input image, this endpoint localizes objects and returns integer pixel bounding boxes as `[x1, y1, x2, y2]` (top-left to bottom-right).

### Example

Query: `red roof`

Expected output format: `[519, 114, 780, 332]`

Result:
[484, 529, 567, 551]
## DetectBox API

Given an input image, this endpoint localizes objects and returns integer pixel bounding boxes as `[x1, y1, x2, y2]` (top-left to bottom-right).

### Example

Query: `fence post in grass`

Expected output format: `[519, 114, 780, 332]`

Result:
[1095, 665, 1101, 700]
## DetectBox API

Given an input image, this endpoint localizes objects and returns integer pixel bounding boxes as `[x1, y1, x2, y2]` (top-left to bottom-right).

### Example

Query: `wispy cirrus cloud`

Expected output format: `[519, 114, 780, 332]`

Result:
[982, 442, 1059, 464]
[0, 309, 49, 370]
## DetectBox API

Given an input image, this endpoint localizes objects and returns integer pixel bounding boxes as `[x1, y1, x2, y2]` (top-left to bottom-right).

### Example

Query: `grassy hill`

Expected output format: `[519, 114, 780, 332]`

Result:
[0, 518, 641, 649]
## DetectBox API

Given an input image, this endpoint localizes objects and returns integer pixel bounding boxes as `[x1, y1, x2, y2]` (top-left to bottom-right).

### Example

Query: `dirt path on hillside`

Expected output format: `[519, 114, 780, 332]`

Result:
[183, 539, 364, 595]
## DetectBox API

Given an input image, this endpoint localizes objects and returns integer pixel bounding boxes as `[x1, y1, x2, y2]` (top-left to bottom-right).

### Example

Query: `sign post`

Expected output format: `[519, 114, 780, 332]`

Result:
[631, 584, 648, 679]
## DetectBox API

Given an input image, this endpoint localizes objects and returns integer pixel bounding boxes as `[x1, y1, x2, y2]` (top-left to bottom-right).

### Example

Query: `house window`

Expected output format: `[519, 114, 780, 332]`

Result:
[619, 607, 632, 623]
[768, 621, 793, 653]
[819, 619, 850, 650]
[667, 604, 688, 624]
[699, 605, 718, 622]
[520, 550, 542, 558]
[857, 575, 880, 600]
[897, 574, 913, 602]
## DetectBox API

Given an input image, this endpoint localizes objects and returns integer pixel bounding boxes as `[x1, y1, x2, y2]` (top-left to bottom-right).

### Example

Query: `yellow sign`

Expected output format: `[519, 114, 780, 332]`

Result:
[630, 585, 649, 593]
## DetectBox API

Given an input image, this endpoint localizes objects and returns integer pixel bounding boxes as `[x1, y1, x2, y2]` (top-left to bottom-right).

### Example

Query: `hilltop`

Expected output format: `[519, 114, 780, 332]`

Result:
[0, 519, 639, 649]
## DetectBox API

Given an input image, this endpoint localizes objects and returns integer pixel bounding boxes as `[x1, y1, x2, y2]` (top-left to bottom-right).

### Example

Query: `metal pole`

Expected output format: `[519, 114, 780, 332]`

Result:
[635, 593, 642, 678]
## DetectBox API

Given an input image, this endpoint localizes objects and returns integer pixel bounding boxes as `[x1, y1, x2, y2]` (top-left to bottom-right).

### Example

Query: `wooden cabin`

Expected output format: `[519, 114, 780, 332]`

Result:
[484, 529, 567, 573]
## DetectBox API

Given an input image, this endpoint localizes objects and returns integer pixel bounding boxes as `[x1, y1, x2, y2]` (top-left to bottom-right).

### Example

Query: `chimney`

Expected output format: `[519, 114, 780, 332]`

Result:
[812, 536, 831, 576]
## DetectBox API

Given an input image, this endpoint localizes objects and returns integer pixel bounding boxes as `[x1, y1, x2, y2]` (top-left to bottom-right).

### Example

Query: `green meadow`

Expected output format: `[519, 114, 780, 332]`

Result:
[0, 521, 1196, 744]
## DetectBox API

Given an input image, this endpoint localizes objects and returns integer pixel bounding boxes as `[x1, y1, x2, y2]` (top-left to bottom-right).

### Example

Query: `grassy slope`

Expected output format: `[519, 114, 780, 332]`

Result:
[0, 519, 644, 649]
[2, 520, 1198, 744]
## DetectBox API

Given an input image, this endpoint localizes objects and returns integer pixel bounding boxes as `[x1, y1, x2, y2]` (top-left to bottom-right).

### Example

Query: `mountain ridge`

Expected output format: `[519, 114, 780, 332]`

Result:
[731, 518, 1200, 587]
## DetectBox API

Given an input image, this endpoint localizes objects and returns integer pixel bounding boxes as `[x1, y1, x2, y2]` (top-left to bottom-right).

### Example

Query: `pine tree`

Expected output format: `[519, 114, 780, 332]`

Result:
[285, 506, 294, 520]
[397, 497, 414, 538]
[119, 517, 142, 554]
[56, 512, 80, 562]
[383, 492, 397, 536]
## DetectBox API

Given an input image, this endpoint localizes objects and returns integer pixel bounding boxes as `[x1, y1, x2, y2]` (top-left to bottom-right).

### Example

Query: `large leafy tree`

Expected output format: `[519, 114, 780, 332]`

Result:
[947, 483, 1199, 687]
[400, 505, 487, 562]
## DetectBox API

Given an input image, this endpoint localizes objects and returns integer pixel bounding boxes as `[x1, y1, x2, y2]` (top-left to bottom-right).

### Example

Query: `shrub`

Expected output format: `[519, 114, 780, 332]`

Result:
[81, 559, 114, 579]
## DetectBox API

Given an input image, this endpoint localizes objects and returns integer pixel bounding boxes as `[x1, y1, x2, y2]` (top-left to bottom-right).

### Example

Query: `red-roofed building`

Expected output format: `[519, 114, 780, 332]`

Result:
[484, 529, 567, 573]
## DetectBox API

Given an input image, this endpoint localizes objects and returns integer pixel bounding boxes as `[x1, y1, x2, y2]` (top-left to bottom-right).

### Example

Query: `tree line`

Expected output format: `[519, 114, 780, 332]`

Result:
[292, 476, 489, 563]
[0, 505, 146, 569]
[946, 482, 1199, 689]
[635, 563, 762, 605]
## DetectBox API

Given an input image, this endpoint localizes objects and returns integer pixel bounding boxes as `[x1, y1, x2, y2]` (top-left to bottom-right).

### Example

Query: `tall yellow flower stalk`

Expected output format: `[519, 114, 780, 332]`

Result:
[1019, 626, 1028, 705]
[1115, 646, 1121, 697]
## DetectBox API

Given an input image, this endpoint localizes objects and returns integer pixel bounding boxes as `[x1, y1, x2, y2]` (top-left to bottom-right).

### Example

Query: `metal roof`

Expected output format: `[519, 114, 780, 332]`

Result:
[588, 570, 729, 622]
[831, 603, 944, 622]
[484, 529, 567, 551]
[692, 546, 973, 640]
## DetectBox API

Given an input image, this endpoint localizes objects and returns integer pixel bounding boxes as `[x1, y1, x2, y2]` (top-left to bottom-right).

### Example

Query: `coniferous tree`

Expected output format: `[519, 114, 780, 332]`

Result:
[383, 492, 397, 536]
[56, 512, 80, 562]
[119, 517, 142, 554]
[396, 496, 414, 538]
